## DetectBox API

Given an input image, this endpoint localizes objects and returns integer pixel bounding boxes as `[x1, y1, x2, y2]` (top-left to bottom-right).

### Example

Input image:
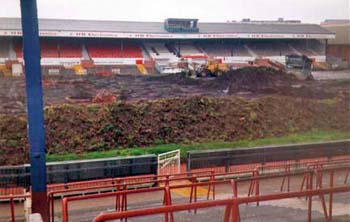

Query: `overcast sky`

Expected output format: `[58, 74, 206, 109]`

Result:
[0, 0, 349, 24]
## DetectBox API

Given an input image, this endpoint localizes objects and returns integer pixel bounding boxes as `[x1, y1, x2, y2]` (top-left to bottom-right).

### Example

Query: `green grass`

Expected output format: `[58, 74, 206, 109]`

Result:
[46, 129, 350, 162]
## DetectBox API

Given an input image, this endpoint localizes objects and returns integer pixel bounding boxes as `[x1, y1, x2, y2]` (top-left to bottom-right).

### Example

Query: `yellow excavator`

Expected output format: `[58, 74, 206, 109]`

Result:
[192, 59, 228, 77]
[206, 59, 228, 76]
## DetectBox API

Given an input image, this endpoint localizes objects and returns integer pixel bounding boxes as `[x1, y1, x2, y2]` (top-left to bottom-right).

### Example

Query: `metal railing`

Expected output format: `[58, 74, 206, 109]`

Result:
[92, 185, 350, 222]
[187, 140, 350, 171]
[0, 154, 157, 190]
[61, 163, 350, 222]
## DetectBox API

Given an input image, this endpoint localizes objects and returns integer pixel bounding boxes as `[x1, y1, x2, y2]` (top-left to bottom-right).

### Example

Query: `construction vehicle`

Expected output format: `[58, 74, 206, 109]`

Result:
[185, 59, 228, 77]
[205, 59, 228, 77]
[285, 55, 313, 79]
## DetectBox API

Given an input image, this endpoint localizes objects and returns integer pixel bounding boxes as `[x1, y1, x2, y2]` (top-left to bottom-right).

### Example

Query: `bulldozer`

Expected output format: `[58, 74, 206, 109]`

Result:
[285, 55, 313, 80]
[188, 59, 228, 78]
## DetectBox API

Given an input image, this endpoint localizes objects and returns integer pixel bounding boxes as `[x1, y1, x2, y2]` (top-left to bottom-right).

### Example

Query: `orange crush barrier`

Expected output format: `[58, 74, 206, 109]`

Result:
[0, 194, 31, 222]
[61, 164, 350, 222]
[92, 185, 350, 222]
[1, 158, 348, 222]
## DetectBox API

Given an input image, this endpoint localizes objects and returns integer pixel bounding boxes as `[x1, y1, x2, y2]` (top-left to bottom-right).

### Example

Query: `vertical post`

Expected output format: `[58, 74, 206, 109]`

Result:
[10, 196, 15, 222]
[223, 204, 232, 222]
[186, 152, 191, 172]
[307, 172, 313, 222]
[325, 39, 328, 62]
[329, 170, 334, 221]
[231, 202, 240, 222]
[19, 0, 49, 221]
[62, 198, 68, 222]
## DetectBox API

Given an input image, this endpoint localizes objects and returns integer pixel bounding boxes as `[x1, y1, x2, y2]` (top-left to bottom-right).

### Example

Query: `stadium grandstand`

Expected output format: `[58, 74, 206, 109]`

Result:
[0, 17, 335, 75]
[321, 19, 350, 68]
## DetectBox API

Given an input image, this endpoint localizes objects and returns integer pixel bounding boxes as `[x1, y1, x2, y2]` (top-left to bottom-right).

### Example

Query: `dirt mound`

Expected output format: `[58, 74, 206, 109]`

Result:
[210, 67, 297, 93]
[1, 94, 349, 166]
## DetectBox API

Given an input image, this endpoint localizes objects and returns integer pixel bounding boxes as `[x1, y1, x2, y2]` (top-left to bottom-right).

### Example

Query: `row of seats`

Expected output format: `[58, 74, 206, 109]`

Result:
[14, 40, 82, 58]
[200, 42, 251, 57]
[60, 42, 82, 58]
[4, 39, 326, 60]
[13, 40, 143, 59]
[247, 42, 294, 56]
[87, 42, 142, 58]
[0, 39, 10, 58]
[289, 40, 325, 56]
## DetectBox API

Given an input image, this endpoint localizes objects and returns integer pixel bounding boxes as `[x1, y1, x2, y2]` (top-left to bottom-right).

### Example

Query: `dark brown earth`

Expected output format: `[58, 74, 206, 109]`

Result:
[1, 67, 349, 114]
[0, 67, 349, 165]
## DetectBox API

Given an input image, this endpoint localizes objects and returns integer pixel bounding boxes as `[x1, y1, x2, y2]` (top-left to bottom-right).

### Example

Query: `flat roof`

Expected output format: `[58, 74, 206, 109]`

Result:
[0, 18, 335, 39]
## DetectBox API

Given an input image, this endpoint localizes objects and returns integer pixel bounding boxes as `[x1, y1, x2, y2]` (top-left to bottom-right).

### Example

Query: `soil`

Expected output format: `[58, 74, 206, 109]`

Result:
[0, 67, 349, 165]
[1, 67, 349, 114]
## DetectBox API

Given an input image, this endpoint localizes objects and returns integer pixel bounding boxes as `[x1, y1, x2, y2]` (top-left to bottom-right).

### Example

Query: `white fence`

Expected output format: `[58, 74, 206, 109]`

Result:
[157, 149, 181, 175]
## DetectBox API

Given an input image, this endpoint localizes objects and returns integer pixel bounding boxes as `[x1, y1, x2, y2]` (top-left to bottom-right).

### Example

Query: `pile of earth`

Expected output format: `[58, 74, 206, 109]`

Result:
[146, 67, 331, 98]
[209, 66, 297, 93]
[2, 67, 349, 114]
[1, 94, 349, 165]
[147, 67, 339, 99]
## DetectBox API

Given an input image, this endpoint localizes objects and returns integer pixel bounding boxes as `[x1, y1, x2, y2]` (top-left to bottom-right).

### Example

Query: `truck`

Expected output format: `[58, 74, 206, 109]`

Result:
[285, 55, 313, 79]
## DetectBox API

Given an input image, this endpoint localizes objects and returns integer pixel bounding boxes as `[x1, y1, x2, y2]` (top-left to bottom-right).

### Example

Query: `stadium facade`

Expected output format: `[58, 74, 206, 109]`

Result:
[321, 19, 350, 68]
[0, 18, 335, 75]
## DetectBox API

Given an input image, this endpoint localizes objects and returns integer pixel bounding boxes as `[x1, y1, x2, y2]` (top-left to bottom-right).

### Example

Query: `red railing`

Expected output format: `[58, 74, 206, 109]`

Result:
[60, 165, 350, 222]
[0, 194, 30, 222]
[1, 157, 349, 222]
[58, 169, 259, 222]
[92, 185, 350, 222]
[48, 170, 220, 222]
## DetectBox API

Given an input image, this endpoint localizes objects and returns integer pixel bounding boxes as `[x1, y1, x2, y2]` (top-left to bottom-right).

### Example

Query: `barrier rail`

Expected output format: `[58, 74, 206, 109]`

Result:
[92, 185, 350, 222]
[1, 158, 348, 222]
[187, 140, 350, 171]
[58, 169, 260, 222]
[49, 170, 217, 222]
[0, 194, 30, 222]
[0, 154, 157, 189]
[61, 164, 350, 222]
[48, 158, 349, 222]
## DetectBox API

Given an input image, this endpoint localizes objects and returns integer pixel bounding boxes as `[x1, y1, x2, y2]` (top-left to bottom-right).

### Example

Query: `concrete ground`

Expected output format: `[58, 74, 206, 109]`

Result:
[1, 171, 349, 222]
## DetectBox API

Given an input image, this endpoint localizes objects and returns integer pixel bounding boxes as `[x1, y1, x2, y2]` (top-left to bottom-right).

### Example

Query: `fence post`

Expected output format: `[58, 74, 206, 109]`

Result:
[225, 157, 230, 173]
[231, 201, 240, 222]
[186, 152, 191, 172]
[223, 204, 232, 222]
[50, 194, 55, 222]
[61, 198, 68, 222]
[329, 170, 334, 221]
[24, 193, 32, 222]
[307, 172, 313, 222]
[9, 196, 15, 222]
[115, 179, 121, 211]
[255, 171, 260, 206]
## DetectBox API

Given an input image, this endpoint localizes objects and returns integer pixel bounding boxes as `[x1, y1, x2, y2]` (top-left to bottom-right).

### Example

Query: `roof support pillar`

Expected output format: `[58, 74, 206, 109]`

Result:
[19, 0, 49, 221]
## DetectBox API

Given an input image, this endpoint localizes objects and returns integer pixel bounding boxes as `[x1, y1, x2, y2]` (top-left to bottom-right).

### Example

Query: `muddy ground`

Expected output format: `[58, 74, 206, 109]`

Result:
[0, 67, 349, 165]
[0, 67, 349, 115]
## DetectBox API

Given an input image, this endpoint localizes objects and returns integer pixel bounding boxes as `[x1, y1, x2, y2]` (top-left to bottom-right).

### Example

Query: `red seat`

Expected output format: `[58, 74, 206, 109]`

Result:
[59, 42, 82, 58]
[87, 43, 119, 58]
[41, 41, 59, 58]
[14, 41, 23, 58]
[87, 42, 143, 58]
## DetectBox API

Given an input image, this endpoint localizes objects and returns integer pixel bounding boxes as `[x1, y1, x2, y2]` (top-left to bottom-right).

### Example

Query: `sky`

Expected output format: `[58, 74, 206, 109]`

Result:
[0, 0, 349, 24]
